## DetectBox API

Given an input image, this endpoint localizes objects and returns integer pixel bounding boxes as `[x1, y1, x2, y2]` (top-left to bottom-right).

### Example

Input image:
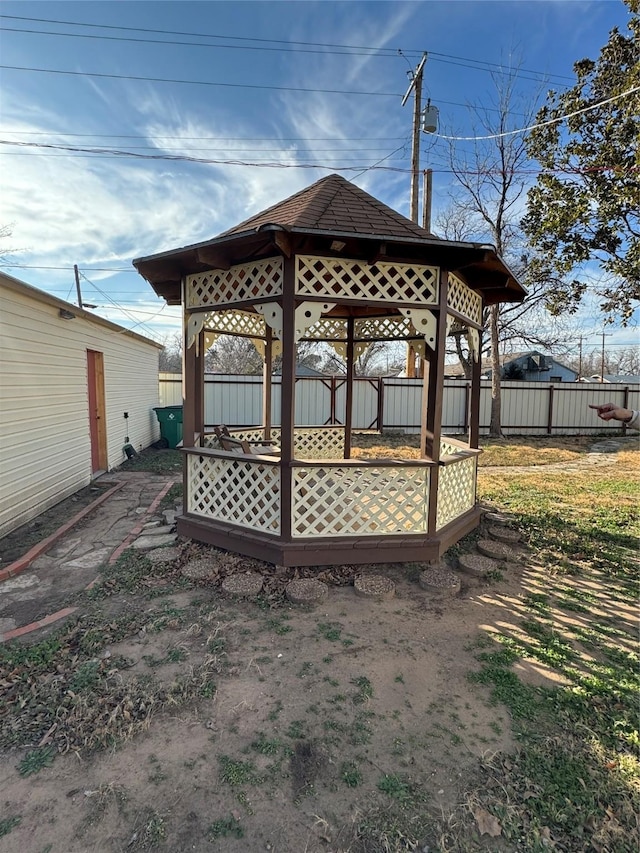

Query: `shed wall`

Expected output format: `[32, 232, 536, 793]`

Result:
[0, 284, 160, 537]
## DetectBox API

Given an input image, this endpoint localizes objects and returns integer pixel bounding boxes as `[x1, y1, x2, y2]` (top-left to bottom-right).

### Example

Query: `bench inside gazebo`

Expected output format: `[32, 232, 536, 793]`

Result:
[134, 174, 524, 567]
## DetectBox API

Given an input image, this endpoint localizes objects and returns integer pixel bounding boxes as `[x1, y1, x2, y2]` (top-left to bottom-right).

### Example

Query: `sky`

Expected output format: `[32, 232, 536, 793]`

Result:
[0, 0, 637, 364]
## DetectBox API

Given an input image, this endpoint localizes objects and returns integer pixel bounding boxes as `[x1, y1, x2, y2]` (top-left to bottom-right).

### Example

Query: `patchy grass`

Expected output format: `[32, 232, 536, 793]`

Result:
[463, 455, 640, 852]
[351, 431, 594, 466]
[116, 448, 183, 474]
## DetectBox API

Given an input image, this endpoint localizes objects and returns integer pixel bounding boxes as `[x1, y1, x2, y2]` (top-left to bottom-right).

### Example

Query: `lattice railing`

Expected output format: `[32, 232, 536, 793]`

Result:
[203, 309, 266, 338]
[436, 456, 476, 530]
[447, 274, 482, 326]
[296, 256, 439, 305]
[440, 438, 469, 457]
[186, 452, 281, 534]
[186, 257, 283, 308]
[292, 465, 429, 537]
[204, 427, 344, 458]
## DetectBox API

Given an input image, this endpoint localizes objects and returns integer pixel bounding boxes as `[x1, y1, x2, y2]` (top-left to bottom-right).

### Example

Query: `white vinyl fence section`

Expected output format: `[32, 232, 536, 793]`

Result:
[159, 373, 640, 436]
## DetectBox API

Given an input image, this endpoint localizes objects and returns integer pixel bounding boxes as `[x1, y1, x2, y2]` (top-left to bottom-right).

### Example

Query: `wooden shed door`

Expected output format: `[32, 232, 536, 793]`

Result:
[87, 350, 107, 473]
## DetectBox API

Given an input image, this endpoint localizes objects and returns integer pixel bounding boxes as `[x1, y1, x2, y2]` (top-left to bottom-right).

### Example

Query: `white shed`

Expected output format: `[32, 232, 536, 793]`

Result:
[0, 272, 163, 537]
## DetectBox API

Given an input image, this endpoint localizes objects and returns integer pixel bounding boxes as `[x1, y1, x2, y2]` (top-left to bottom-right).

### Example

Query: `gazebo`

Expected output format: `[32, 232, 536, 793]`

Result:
[134, 175, 525, 567]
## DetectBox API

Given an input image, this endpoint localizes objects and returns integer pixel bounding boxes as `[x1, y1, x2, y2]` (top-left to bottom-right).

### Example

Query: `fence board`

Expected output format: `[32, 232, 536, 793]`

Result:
[158, 374, 640, 436]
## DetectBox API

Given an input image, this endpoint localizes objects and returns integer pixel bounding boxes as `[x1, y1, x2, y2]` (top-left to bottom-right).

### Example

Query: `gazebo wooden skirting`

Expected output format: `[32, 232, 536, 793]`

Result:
[134, 175, 525, 567]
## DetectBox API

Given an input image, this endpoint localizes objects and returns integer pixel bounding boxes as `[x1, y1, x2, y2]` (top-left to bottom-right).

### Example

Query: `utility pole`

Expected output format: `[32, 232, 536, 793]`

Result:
[422, 168, 433, 232]
[600, 332, 612, 382]
[402, 52, 427, 224]
[74, 264, 82, 308]
[577, 336, 583, 381]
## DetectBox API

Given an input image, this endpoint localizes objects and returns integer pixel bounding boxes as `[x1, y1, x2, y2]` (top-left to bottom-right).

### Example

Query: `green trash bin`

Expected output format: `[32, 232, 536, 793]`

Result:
[153, 405, 183, 449]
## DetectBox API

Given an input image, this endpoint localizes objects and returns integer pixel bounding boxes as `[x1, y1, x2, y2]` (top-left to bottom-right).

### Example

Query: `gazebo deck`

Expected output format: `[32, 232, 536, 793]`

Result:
[178, 426, 479, 566]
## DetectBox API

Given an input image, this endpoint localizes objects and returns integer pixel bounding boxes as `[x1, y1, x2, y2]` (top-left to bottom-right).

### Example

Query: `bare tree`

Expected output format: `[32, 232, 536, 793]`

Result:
[436, 68, 573, 434]
[158, 332, 182, 373]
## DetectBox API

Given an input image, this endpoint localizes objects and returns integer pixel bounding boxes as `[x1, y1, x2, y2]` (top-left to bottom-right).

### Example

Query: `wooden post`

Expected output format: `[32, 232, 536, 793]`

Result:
[263, 327, 273, 439]
[426, 270, 449, 534]
[194, 330, 205, 438]
[469, 331, 482, 448]
[377, 376, 385, 434]
[182, 298, 197, 448]
[279, 259, 296, 540]
[344, 316, 355, 458]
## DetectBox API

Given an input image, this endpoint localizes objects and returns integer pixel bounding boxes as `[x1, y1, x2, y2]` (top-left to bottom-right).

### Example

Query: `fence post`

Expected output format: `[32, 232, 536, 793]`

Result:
[377, 377, 385, 434]
[547, 384, 554, 435]
[623, 385, 630, 433]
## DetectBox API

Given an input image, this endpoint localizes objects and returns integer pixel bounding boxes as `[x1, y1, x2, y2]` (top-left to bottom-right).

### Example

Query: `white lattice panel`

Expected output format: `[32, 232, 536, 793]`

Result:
[186, 257, 283, 308]
[447, 274, 482, 325]
[355, 315, 416, 340]
[187, 453, 281, 534]
[205, 309, 266, 338]
[436, 456, 476, 530]
[302, 317, 347, 341]
[292, 466, 429, 537]
[294, 428, 344, 458]
[296, 256, 439, 305]
[440, 439, 467, 457]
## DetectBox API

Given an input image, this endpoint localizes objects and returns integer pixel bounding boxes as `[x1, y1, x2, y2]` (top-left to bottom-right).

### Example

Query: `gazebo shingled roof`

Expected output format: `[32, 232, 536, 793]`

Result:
[134, 174, 526, 307]
[218, 173, 436, 240]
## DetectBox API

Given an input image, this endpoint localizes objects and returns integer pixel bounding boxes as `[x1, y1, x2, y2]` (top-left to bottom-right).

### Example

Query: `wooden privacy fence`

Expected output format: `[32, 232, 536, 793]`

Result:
[159, 373, 640, 436]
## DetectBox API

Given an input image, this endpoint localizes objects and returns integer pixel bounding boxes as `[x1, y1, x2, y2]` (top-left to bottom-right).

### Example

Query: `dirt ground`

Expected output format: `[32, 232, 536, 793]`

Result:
[0, 545, 525, 853]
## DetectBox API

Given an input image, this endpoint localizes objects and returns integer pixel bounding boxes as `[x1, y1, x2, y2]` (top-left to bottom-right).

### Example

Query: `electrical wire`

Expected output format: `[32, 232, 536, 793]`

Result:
[0, 140, 635, 177]
[0, 13, 577, 84]
[0, 64, 401, 97]
[436, 85, 640, 141]
[79, 270, 163, 338]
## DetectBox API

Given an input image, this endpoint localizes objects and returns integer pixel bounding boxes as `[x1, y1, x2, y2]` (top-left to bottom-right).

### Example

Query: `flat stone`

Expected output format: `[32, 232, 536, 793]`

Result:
[63, 547, 113, 569]
[48, 536, 82, 557]
[488, 525, 521, 544]
[353, 574, 395, 600]
[163, 510, 177, 525]
[139, 524, 174, 536]
[181, 557, 219, 580]
[419, 568, 461, 595]
[476, 539, 517, 561]
[0, 617, 17, 633]
[0, 574, 40, 592]
[142, 520, 161, 529]
[131, 534, 177, 550]
[483, 511, 513, 525]
[147, 546, 181, 565]
[286, 578, 328, 606]
[458, 553, 500, 576]
[222, 572, 264, 598]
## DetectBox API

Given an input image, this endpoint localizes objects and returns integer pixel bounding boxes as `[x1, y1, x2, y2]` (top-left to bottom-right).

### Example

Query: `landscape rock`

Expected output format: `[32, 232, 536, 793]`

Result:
[286, 578, 328, 606]
[458, 553, 500, 576]
[476, 539, 518, 561]
[132, 534, 177, 550]
[487, 525, 521, 544]
[222, 572, 264, 598]
[419, 568, 461, 595]
[353, 574, 395, 600]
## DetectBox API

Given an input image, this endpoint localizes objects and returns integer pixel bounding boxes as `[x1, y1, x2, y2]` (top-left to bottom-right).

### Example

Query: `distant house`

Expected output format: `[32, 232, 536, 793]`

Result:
[0, 273, 163, 537]
[445, 351, 577, 382]
[583, 374, 640, 384]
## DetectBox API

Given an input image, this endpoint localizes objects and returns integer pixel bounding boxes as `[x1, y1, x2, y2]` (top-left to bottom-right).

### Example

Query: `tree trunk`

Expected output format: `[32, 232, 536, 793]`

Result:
[489, 304, 502, 437]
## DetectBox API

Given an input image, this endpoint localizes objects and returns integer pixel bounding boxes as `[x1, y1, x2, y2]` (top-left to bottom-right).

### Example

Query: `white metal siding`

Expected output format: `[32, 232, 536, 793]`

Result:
[161, 374, 640, 437]
[0, 282, 160, 538]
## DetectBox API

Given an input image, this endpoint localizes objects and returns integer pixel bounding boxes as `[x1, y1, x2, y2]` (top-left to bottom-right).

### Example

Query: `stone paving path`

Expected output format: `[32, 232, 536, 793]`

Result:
[0, 472, 180, 639]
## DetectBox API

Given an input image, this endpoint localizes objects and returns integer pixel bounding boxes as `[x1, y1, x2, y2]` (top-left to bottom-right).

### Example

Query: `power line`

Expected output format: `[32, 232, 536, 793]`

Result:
[0, 13, 576, 84]
[0, 140, 634, 177]
[0, 130, 407, 142]
[0, 63, 401, 98]
[435, 85, 640, 141]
